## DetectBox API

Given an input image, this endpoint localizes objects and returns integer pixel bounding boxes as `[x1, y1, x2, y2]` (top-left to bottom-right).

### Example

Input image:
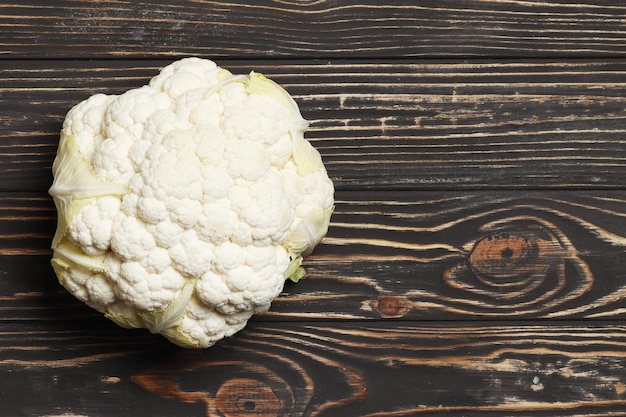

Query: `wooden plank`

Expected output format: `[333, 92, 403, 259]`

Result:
[301, 190, 626, 320]
[0, 194, 55, 255]
[0, 321, 625, 416]
[2, 60, 626, 191]
[3, 190, 626, 321]
[1, 1, 626, 59]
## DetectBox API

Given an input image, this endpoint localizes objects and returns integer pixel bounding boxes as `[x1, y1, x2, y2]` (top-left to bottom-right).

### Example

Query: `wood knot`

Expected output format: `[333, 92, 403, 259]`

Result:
[469, 232, 550, 282]
[442, 216, 593, 316]
[372, 295, 411, 318]
[216, 378, 282, 417]
[132, 356, 302, 416]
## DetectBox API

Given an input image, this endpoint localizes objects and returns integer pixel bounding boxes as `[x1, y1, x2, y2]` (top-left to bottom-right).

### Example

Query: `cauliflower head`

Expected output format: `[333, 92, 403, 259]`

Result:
[48, 58, 334, 348]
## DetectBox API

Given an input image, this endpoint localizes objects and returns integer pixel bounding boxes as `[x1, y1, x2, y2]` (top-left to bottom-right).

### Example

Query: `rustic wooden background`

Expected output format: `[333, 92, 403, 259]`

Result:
[1, 1, 626, 416]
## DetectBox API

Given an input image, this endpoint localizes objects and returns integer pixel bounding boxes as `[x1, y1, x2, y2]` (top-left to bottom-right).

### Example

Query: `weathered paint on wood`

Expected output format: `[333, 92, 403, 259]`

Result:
[1, 1, 626, 416]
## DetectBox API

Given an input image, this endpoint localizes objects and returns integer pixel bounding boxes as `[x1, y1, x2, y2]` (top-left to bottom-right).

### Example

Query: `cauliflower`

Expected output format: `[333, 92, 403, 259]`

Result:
[48, 58, 334, 348]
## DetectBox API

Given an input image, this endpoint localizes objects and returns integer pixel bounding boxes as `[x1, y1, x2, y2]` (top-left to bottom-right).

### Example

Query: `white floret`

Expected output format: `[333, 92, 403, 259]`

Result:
[57, 266, 91, 303]
[167, 197, 203, 229]
[268, 133, 295, 167]
[129, 109, 187, 169]
[225, 139, 271, 181]
[177, 297, 251, 347]
[229, 219, 254, 247]
[114, 261, 186, 311]
[212, 241, 246, 274]
[85, 273, 117, 311]
[175, 89, 224, 128]
[195, 199, 237, 244]
[200, 166, 232, 199]
[62, 93, 115, 160]
[168, 230, 215, 277]
[57, 266, 116, 313]
[143, 247, 171, 273]
[120, 191, 140, 218]
[150, 57, 226, 99]
[140, 133, 203, 201]
[137, 196, 168, 224]
[195, 244, 289, 315]
[110, 215, 156, 261]
[222, 93, 291, 144]
[67, 196, 121, 255]
[229, 172, 294, 244]
[94, 87, 171, 183]
[147, 219, 185, 248]
[218, 81, 247, 109]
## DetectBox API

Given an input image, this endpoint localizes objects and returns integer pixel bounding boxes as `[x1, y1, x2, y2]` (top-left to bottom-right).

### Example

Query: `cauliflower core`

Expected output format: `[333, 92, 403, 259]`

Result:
[49, 58, 334, 348]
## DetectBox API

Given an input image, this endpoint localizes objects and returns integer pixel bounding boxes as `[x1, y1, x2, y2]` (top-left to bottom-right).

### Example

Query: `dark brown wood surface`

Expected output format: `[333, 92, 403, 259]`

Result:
[1, 1, 626, 416]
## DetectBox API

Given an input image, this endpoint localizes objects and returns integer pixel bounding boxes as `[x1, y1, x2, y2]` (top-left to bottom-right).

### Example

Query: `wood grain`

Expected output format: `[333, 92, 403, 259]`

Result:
[0, 194, 55, 255]
[2, 60, 626, 191]
[312, 190, 626, 320]
[1, 320, 625, 416]
[3, 190, 625, 321]
[2, 1, 626, 415]
[1, 1, 626, 59]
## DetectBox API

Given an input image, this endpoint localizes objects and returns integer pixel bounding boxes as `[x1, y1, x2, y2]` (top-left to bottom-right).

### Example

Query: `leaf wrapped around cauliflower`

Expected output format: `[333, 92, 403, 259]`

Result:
[48, 58, 334, 348]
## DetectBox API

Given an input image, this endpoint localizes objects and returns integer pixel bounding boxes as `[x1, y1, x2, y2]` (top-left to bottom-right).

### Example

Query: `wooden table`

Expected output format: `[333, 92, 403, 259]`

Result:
[2, 1, 626, 415]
